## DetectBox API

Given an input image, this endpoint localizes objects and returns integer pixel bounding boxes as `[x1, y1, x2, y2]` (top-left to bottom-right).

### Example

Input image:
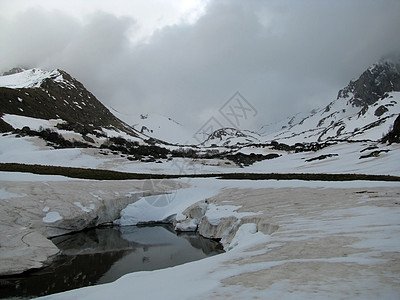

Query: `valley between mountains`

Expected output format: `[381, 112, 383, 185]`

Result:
[0, 59, 399, 299]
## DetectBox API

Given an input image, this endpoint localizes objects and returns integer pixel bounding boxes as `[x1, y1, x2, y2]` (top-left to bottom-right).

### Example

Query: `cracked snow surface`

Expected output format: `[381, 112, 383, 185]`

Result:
[1, 175, 399, 299]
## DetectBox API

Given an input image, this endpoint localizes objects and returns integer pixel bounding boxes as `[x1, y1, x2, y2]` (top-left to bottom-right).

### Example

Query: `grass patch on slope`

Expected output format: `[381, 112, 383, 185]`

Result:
[1, 163, 400, 182]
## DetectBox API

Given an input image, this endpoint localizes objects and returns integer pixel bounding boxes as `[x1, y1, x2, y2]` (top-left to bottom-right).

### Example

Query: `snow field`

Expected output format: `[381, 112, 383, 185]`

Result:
[35, 179, 400, 300]
[1, 131, 399, 176]
[0, 69, 61, 88]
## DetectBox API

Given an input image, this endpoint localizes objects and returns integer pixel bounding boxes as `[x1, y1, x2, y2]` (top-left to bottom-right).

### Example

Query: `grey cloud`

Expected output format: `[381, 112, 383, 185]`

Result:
[1, 0, 400, 132]
[0, 8, 82, 70]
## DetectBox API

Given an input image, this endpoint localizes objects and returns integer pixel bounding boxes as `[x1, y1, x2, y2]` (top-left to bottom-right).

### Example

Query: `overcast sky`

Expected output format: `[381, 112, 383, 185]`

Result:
[1, 0, 400, 134]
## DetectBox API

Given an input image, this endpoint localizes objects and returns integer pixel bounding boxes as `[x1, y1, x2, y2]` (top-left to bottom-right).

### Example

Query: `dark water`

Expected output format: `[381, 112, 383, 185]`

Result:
[0, 225, 223, 299]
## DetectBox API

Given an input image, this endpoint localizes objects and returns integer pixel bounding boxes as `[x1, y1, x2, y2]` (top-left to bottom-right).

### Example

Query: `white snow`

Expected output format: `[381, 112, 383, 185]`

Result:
[73, 202, 95, 213]
[227, 223, 259, 250]
[0, 171, 79, 182]
[0, 188, 25, 199]
[1, 131, 399, 176]
[100, 127, 144, 144]
[37, 179, 400, 300]
[0, 175, 397, 300]
[109, 108, 195, 144]
[204, 203, 261, 225]
[115, 180, 222, 225]
[1, 114, 66, 131]
[1, 63, 399, 300]
[0, 134, 106, 169]
[264, 92, 400, 144]
[42, 211, 62, 223]
[0, 68, 61, 88]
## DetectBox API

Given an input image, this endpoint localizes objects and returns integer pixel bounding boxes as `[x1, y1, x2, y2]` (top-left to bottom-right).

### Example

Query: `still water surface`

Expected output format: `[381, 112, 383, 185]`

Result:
[0, 225, 223, 299]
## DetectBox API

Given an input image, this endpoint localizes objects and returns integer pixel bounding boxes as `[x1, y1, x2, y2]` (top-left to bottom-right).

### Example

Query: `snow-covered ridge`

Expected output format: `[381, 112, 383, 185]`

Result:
[253, 59, 400, 144]
[263, 91, 400, 144]
[109, 107, 194, 144]
[201, 127, 261, 147]
[0, 67, 147, 142]
[0, 68, 62, 89]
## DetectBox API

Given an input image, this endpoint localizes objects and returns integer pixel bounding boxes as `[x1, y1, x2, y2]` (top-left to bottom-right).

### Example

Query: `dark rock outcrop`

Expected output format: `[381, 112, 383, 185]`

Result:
[337, 60, 400, 107]
[382, 114, 400, 144]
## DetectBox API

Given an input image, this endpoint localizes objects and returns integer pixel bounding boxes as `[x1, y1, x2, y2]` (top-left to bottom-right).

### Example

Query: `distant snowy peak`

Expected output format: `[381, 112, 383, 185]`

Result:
[257, 110, 316, 136]
[202, 127, 260, 147]
[1, 67, 25, 76]
[108, 107, 194, 145]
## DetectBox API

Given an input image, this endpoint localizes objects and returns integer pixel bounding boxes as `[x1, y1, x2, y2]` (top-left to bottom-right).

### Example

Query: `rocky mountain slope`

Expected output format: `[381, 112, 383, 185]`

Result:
[0, 68, 140, 138]
[1, 61, 399, 171]
[262, 59, 400, 144]
[0, 68, 260, 166]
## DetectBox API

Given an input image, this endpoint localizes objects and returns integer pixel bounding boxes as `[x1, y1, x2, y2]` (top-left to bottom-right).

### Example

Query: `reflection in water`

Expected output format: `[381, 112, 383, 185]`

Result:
[0, 225, 223, 299]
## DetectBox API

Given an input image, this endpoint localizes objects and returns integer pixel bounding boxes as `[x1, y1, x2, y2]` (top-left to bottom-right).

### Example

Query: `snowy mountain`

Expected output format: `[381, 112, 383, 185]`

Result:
[257, 110, 316, 136]
[201, 127, 260, 147]
[0, 61, 399, 173]
[0, 68, 147, 142]
[108, 108, 194, 145]
[262, 59, 400, 144]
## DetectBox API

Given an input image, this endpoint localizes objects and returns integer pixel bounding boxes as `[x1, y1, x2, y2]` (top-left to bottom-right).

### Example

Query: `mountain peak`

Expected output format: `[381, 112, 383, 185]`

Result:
[261, 58, 400, 144]
[0, 68, 141, 138]
[202, 127, 260, 147]
[1, 67, 25, 76]
[337, 59, 400, 107]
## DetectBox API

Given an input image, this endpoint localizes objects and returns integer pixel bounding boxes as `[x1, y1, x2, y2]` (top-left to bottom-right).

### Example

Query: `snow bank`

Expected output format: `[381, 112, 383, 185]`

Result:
[0, 68, 60, 88]
[115, 179, 222, 226]
[40, 181, 400, 300]
[0, 188, 25, 199]
[2, 114, 65, 131]
[109, 109, 195, 145]
[42, 211, 63, 223]
[1, 177, 398, 299]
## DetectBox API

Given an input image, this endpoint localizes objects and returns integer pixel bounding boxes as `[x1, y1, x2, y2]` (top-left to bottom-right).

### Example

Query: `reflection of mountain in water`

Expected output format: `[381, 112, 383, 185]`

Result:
[0, 225, 223, 299]
[179, 231, 224, 255]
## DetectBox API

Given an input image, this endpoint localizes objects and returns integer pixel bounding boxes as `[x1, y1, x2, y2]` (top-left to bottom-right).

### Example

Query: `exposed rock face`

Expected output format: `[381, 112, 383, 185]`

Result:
[263, 59, 400, 143]
[374, 105, 389, 117]
[382, 113, 400, 144]
[338, 60, 400, 107]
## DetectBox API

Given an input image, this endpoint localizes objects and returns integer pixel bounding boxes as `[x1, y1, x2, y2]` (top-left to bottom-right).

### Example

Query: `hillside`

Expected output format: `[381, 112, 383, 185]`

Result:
[201, 127, 260, 147]
[261, 59, 400, 144]
[0, 68, 140, 138]
[108, 108, 194, 145]
[0, 61, 399, 175]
